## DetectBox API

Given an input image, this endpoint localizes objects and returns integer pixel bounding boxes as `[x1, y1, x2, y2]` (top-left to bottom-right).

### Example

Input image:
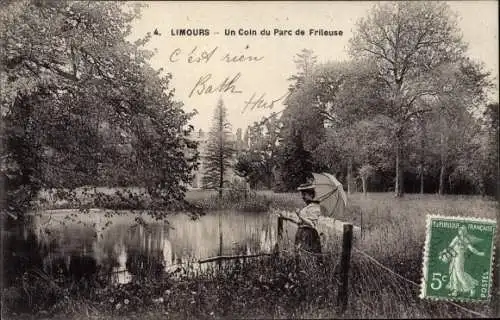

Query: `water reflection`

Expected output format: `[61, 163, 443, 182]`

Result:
[112, 244, 132, 284]
[4, 210, 291, 286]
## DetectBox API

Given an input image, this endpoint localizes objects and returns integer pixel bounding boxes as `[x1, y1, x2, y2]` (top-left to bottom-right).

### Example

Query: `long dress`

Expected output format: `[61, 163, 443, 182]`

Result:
[295, 202, 322, 254]
[445, 236, 478, 294]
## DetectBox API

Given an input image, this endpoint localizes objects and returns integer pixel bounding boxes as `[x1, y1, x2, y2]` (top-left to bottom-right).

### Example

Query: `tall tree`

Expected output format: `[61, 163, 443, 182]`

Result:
[276, 49, 326, 190]
[482, 102, 499, 198]
[309, 60, 391, 192]
[202, 99, 235, 196]
[282, 49, 324, 152]
[406, 113, 432, 194]
[288, 49, 318, 91]
[235, 128, 244, 151]
[349, 1, 467, 197]
[234, 115, 280, 189]
[447, 102, 498, 197]
[243, 127, 250, 150]
[277, 129, 314, 191]
[1, 1, 197, 222]
[423, 60, 491, 194]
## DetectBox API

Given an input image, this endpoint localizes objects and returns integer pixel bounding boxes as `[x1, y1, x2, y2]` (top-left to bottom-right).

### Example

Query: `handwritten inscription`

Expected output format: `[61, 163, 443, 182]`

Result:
[221, 53, 263, 63]
[170, 46, 218, 63]
[242, 92, 289, 113]
[169, 45, 277, 110]
[189, 73, 243, 97]
[169, 46, 263, 64]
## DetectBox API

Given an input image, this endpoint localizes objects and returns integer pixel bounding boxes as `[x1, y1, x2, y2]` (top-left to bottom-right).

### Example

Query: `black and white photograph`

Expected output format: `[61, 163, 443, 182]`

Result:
[1, 1, 498, 319]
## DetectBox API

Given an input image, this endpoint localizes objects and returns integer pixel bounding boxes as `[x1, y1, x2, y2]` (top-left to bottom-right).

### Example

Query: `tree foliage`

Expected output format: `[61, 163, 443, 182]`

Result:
[202, 99, 235, 195]
[1, 1, 197, 222]
[349, 1, 468, 196]
[234, 115, 280, 189]
[266, 3, 496, 196]
[274, 49, 326, 191]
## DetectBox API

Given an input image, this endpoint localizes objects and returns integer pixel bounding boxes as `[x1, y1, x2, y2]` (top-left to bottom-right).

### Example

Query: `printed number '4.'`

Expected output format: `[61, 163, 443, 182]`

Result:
[431, 273, 448, 290]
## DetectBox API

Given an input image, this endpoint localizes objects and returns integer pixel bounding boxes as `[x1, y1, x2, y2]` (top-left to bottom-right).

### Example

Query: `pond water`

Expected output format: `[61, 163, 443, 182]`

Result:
[3, 209, 298, 286]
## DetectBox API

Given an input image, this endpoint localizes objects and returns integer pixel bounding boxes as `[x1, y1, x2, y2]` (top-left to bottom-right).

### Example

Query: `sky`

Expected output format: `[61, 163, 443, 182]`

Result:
[129, 1, 499, 132]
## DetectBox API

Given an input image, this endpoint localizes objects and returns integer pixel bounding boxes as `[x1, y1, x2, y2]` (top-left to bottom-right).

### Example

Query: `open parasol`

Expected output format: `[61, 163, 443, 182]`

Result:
[309, 172, 347, 217]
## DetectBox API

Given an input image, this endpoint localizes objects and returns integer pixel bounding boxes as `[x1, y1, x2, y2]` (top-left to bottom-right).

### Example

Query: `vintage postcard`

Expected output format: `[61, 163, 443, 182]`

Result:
[1, 1, 498, 319]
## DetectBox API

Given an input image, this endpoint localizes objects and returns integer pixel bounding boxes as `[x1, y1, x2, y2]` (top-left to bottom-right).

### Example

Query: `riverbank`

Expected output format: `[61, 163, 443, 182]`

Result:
[3, 193, 497, 319]
[34, 188, 275, 213]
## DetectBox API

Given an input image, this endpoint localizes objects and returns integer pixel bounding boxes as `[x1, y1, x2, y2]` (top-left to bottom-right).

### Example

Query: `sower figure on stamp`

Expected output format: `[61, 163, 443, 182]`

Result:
[440, 225, 485, 297]
[279, 181, 322, 254]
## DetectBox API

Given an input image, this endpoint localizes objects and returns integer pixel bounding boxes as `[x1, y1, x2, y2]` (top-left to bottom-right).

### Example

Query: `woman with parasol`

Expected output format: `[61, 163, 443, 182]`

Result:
[278, 172, 347, 254]
[279, 181, 322, 254]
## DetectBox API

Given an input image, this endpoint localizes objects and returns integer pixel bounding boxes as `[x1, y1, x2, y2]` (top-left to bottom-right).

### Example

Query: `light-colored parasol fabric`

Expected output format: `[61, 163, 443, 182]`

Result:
[310, 172, 348, 217]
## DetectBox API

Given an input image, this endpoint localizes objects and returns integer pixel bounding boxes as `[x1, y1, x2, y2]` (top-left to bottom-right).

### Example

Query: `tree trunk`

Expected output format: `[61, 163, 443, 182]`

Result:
[438, 131, 446, 195]
[478, 177, 486, 197]
[361, 176, 367, 196]
[395, 139, 404, 197]
[393, 82, 405, 198]
[219, 151, 224, 199]
[438, 164, 445, 196]
[419, 118, 425, 195]
[420, 165, 424, 195]
[266, 163, 274, 189]
[347, 157, 354, 195]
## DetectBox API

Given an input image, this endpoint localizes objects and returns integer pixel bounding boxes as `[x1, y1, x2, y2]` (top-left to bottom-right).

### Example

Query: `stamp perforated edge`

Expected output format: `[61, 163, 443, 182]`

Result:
[419, 214, 497, 303]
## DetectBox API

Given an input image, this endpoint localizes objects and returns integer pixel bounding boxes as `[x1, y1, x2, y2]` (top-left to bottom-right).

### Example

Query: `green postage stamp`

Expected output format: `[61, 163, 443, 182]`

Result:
[420, 215, 497, 302]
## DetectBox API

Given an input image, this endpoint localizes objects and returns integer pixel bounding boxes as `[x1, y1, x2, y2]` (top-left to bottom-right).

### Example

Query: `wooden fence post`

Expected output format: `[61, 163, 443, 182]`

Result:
[337, 223, 353, 314]
[277, 216, 284, 240]
[274, 216, 284, 255]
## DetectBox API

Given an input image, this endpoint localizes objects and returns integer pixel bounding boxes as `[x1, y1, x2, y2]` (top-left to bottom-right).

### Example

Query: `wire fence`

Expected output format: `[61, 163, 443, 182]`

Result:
[351, 245, 489, 318]
[196, 248, 486, 318]
[274, 216, 490, 318]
